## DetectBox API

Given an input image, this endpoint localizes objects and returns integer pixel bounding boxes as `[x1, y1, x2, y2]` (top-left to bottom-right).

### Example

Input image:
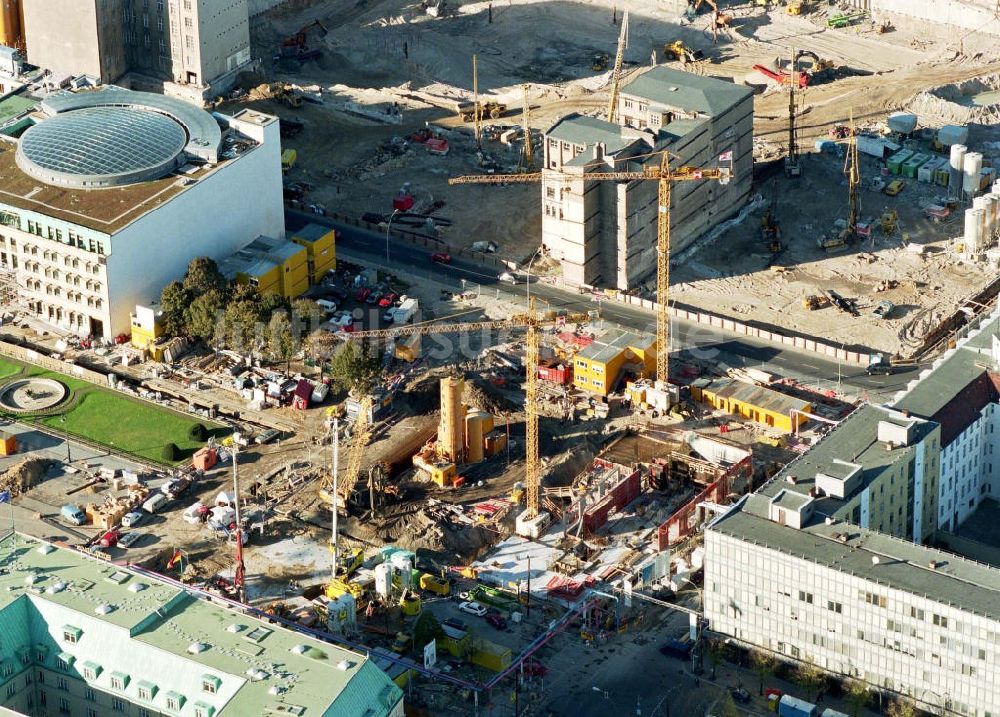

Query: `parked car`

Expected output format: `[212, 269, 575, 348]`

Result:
[118, 531, 145, 549]
[442, 618, 467, 632]
[485, 613, 507, 630]
[378, 292, 398, 308]
[121, 510, 146, 528]
[183, 502, 210, 525]
[884, 179, 905, 196]
[61, 504, 87, 525]
[98, 529, 120, 549]
[730, 687, 751, 703]
[354, 287, 372, 302]
[430, 252, 452, 264]
[458, 601, 488, 617]
[366, 291, 383, 306]
[142, 493, 169, 514]
[522, 661, 548, 677]
[316, 299, 338, 314]
[327, 287, 348, 301]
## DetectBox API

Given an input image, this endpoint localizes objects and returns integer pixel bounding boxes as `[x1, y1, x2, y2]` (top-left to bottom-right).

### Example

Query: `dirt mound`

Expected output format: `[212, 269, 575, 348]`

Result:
[464, 378, 519, 415]
[0, 458, 49, 498]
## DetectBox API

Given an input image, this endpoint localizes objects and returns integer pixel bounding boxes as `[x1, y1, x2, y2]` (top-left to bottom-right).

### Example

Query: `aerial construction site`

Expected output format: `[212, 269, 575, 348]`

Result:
[7, 0, 1000, 715]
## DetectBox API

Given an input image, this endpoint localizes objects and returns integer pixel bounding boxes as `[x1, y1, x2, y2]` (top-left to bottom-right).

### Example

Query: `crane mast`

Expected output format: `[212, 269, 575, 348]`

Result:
[606, 12, 629, 123]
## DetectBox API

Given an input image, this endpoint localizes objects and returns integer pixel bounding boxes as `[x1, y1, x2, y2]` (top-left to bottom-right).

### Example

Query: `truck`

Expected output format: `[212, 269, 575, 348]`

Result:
[386, 298, 418, 325]
[456, 100, 506, 122]
[418, 573, 451, 596]
[778, 695, 818, 717]
[310, 382, 330, 404]
[61, 504, 87, 526]
[281, 149, 297, 173]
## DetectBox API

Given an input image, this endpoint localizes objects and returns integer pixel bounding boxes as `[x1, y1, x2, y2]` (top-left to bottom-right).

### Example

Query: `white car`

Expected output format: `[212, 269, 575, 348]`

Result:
[121, 511, 146, 528]
[118, 531, 145, 549]
[183, 502, 209, 525]
[458, 601, 488, 617]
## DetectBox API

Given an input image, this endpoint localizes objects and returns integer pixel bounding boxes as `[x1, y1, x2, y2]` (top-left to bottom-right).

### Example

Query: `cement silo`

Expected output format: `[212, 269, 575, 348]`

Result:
[950, 144, 967, 198]
[965, 208, 985, 251]
[964, 151, 983, 197]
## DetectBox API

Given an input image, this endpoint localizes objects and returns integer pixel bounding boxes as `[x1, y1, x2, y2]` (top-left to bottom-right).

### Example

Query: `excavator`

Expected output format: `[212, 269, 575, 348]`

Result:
[664, 40, 704, 65]
[282, 20, 328, 49]
[752, 50, 833, 88]
[685, 0, 733, 40]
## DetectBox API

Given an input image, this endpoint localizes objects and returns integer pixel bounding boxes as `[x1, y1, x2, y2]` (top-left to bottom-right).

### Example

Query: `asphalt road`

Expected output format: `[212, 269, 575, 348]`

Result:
[287, 211, 921, 398]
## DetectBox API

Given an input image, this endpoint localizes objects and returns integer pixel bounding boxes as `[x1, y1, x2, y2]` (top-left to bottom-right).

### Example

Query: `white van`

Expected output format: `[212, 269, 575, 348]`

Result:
[142, 493, 169, 514]
[316, 299, 338, 314]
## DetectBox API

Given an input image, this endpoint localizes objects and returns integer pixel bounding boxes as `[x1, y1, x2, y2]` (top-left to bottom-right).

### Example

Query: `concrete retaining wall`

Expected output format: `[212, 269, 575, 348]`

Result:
[610, 292, 873, 366]
[848, 0, 1000, 36]
[0, 343, 109, 385]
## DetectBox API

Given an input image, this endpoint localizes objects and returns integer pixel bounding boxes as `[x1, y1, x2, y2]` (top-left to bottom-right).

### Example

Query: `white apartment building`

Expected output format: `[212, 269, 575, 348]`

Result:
[540, 66, 753, 289]
[0, 87, 283, 337]
[21, 0, 251, 97]
[0, 532, 404, 717]
[706, 504, 1000, 716]
[893, 322, 1000, 533]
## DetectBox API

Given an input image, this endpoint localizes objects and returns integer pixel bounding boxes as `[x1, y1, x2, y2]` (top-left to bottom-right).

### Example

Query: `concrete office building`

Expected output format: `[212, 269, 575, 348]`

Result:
[703, 307, 1000, 715]
[21, 0, 251, 99]
[0, 87, 283, 337]
[541, 66, 753, 289]
[706, 497, 1000, 716]
[0, 532, 404, 717]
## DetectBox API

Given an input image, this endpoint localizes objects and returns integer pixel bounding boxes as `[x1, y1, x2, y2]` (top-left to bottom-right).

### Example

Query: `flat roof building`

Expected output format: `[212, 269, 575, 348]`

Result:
[0, 87, 283, 337]
[21, 0, 251, 100]
[0, 532, 404, 717]
[541, 67, 753, 289]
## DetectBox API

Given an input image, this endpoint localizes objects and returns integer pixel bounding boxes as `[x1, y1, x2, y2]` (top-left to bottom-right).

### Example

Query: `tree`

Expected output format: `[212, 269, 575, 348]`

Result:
[794, 663, 827, 702]
[267, 311, 298, 371]
[259, 291, 289, 315]
[182, 257, 227, 296]
[844, 680, 870, 717]
[412, 612, 443, 651]
[159, 281, 191, 337]
[886, 699, 916, 717]
[707, 639, 726, 680]
[217, 299, 265, 354]
[750, 650, 777, 696]
[185, 289, 226, 341]
[292, 298, 324, 334]
[720, 695, 740, 717]
[328, 341, 381, 394]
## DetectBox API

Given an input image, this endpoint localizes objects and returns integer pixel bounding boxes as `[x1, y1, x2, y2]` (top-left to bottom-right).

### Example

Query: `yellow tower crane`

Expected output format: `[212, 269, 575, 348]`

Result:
[314, 306, 593, 530]
[449, 153, 730, 393]
[606, 11, 629, 123]
[318, 396, 372, 512]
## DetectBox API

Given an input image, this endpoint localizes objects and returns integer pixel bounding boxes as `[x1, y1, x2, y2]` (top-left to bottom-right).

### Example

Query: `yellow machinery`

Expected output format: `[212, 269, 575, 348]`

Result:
[664, 40, 704, 64]
[324, 577, 364, 601]
[319, 308, 592, 524]
[881, 209, 898, 235]
[449, 155, 731, 398]
[519, 84, 534, 171]
[606, 11, 629, 123]
[400, 590, 422, 616]
[786, 0, 805, 14]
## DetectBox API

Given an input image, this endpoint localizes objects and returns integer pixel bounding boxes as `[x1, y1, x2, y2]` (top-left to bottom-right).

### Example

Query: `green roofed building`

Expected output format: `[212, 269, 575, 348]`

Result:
[0, 532, 403, 717]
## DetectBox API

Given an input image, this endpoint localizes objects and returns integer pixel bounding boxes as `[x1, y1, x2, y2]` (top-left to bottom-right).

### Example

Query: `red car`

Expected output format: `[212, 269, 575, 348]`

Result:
[486, 613, 507, 630]
[354, 287, 372, 302]
[99, 529, 120, 549]
[430, 252, 451, 264]
[378, 292, 398, 308]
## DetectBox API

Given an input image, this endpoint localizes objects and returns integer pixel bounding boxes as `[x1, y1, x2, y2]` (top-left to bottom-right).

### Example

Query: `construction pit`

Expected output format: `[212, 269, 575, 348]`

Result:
[235, 0, 1000, 357]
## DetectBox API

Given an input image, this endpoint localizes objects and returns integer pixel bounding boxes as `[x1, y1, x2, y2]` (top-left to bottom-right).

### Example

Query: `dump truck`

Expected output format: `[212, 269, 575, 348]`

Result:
[457, 100, 507, 122]
[419, 573, 451, 596]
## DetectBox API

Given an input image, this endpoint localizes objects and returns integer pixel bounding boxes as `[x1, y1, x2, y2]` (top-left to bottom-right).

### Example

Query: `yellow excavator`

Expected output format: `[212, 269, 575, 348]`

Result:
[664, 40, 704, 65]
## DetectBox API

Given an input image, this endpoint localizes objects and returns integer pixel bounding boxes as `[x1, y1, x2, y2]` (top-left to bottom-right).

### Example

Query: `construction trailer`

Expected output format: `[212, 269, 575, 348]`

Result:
[572, 329, 656, 396]
[691, 378, 811, 433]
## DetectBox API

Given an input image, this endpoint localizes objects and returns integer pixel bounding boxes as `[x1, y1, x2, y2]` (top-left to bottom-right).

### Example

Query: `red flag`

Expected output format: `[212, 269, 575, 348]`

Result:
[166, 549, 183, 569]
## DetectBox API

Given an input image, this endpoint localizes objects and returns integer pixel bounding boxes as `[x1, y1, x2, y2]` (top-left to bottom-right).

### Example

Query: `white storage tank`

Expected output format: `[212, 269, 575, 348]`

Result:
[965, 208, 985, 251]
[964, 151, 984, 195]
[951, 144, 968, 171]
[985, 194, 1000, 239]
[690, 547, 705, 570]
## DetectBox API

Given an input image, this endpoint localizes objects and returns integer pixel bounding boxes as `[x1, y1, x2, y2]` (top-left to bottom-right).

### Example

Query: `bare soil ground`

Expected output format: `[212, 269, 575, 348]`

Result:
[236, 0, 1000, 352]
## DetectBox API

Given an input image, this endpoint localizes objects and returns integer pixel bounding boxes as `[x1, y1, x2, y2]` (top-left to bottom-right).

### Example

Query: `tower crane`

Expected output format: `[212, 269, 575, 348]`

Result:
[314, 304, 593, 531]
[318, 396, 372, 512]
[448, 153, 731, 394]
[606, 11, 629, 123]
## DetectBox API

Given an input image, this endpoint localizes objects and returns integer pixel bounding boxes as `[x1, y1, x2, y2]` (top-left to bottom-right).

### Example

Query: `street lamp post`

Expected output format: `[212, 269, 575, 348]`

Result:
[385, 209, 400, 265]
[60, 415, 70, 464]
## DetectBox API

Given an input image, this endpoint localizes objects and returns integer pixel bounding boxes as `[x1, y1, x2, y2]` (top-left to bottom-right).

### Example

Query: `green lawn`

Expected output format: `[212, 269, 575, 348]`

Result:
[0, 356, 224, 464]
[0, 359, 23, 381]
